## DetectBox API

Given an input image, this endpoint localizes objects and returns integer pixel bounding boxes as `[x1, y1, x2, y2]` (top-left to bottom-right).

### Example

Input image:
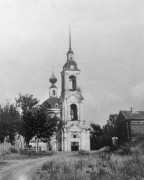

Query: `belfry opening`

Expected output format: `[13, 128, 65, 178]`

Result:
[69, 75, 76, 91]
[70, 104, 78, 120]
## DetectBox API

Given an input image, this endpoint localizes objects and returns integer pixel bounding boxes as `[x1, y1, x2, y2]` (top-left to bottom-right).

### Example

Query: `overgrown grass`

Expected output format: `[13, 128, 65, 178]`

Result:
[20, 149, 54, 157]
[0, 149, 55, 160]
[33, 140, 144, 180]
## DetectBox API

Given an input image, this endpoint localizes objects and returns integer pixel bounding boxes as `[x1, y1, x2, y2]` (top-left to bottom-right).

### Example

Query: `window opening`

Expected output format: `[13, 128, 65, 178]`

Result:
[70, 65, 74, 70]
[70, 133, 79, 138]
[69, 76, 76, 91]
[70, 104, 78, 120]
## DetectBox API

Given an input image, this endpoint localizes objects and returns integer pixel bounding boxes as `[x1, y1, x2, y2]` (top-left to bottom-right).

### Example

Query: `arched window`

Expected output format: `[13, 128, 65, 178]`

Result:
[53, 90, 55, 96]
[70, 104, 78, 120]
[55, 103, 58, 108]
[70, 65, 74, 70]
[69, 76, 76, 91]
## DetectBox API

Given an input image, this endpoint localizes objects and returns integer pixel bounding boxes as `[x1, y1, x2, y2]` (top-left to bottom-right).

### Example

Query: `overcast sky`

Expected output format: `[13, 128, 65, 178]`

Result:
[0, 0, 144, 125]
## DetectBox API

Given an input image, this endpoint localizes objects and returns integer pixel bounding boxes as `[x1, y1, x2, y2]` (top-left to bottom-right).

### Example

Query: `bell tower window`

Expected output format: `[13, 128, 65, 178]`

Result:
[70, 65, 74, 70]
[70, 104, 78, 120]
[68, 53, 74, 61]
[69, 76, 76, 91]
[53, 90, 55, 96]
[55, 103, 58, 108]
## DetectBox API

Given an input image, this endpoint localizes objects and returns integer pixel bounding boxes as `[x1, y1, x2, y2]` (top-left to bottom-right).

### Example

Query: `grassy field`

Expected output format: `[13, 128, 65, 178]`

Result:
[0, 149, 54, 160]
[33, 141, 144, 180]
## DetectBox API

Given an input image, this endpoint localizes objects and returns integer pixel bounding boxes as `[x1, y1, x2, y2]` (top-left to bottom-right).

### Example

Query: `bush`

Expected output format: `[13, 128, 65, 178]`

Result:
[91, 135, 112, 150]
[20, 149, 36, 156]
[78, 150, 89, 156]
[116, 146, 132, 156]
[1, 150, 11, 155]
[9, 147, 18, 153]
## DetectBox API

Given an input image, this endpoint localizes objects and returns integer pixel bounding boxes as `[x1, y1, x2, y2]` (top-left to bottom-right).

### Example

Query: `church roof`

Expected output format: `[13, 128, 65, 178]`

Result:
[43, 97, 60, 108]
[63, 60, 80, 71]
[120, 111, 144, 120]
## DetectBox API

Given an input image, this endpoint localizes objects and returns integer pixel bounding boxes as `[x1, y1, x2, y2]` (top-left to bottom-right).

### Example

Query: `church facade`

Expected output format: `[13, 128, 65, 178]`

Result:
[44, 30, 90, 151]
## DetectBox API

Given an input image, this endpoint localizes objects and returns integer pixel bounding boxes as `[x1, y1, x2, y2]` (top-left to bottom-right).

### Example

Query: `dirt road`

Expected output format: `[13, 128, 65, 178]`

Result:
[0, 154, 60, 180]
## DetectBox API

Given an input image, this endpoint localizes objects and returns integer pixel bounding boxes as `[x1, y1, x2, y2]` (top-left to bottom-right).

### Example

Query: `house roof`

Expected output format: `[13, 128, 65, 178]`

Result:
[120, 111, 144, 120]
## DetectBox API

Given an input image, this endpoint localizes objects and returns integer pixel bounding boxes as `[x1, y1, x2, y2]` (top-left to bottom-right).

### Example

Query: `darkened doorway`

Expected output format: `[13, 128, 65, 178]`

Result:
[70, 104, 78, 120]
[71, 142, 79, 151]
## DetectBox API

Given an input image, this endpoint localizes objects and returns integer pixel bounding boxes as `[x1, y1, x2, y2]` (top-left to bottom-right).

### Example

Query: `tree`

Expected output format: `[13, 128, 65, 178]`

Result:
[103, 114, 118, 138]
[16, 93, 39, 145]
[0, 105, 7, 143]
[90, 123, 104, 150]
[0, 103, 20, 144]
[55, 118, 63, 146]
[16, 93, 60, 147]
[32, 104, 59, 141]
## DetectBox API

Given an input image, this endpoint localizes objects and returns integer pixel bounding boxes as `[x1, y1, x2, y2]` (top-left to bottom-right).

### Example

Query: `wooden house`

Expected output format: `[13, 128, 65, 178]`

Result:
[117, 110, 144, 142]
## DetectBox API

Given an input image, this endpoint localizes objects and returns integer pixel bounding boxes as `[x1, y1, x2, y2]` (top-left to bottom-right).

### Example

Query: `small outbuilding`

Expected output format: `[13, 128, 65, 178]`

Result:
[117, 110, 144, 142]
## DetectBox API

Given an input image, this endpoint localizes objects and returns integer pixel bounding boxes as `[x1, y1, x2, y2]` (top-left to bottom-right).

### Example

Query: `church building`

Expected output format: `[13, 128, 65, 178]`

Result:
[44, 29, 90, 151]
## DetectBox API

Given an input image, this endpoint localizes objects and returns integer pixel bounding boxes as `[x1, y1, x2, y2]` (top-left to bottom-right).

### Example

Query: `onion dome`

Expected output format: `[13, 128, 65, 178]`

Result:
[49, 74, 57, 85]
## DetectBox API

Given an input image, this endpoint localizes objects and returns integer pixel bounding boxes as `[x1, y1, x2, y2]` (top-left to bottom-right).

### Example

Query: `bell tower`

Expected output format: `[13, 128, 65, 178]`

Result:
[61, 28, 90, 151]
[61, 27, 83, 122]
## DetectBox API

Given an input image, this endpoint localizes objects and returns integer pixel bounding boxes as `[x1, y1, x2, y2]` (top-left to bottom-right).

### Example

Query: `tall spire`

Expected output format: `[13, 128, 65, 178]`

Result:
[67, 26, 74, 61]
[69, 26, 71, 51]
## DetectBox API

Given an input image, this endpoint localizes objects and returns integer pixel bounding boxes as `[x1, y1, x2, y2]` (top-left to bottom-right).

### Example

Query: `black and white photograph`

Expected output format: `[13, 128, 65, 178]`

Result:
[0, 0, 144, 179]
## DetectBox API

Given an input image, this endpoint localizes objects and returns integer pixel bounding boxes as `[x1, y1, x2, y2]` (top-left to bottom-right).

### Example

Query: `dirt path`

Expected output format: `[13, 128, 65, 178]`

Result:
[0, 154, 60, 180]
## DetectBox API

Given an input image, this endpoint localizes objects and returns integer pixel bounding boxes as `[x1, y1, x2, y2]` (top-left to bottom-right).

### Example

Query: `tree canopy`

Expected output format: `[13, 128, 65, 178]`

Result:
[15, 93, 60, 145]
[32, 104, 59, 141]
[0, 103, 20, 144]
[103, 114, 118, 138]
[90, 123, 104, 150]
[16, 93, 40, 144]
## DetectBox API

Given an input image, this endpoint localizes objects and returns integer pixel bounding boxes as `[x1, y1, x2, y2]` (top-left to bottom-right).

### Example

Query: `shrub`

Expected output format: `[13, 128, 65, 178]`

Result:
[78, 150, 89, 156]
[93, 135, 112, 150]
[9, 147, 18, 153]
[1, 150, 11, 155]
